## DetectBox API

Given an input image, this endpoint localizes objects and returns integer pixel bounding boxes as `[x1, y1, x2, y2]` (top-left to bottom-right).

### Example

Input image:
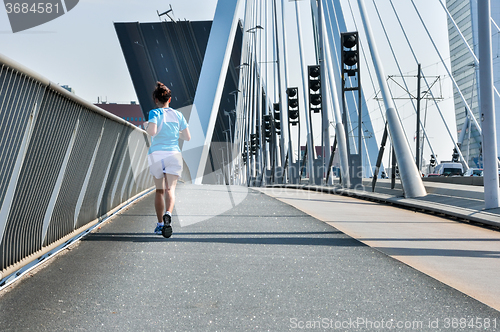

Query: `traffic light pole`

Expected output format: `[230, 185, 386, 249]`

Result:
[341, 31, 362, 189]
[307, 65, 322, 185]
[287, 87, 300, 183]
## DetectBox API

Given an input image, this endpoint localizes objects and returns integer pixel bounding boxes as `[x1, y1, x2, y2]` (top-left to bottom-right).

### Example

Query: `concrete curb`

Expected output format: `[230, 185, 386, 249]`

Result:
[266, 184, 500, 229]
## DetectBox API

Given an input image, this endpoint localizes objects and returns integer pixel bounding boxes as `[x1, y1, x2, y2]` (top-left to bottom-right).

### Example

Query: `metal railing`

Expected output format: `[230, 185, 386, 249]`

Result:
[0, 54, 153, 281]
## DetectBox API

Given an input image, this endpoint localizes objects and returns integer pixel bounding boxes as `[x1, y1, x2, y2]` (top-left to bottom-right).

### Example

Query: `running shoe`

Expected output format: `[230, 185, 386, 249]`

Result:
[154, 223, 163, 235]
[163, 213, 171, 226]
[162, 214, 172, 238]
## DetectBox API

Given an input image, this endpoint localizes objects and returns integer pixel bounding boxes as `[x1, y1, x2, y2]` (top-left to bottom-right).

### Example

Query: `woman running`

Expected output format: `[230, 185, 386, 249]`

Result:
[145, 82, 191, 238]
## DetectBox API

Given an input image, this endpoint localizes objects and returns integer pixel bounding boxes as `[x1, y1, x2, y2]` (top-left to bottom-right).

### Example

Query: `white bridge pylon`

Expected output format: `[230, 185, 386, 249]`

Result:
[182, 0, 497, 204]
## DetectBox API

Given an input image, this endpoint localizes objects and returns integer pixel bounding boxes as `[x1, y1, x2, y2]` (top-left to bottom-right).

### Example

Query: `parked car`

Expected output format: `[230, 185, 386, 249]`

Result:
[433, 162, 463, 176]
[463, 168, 483, 176]
[478, 169, 500, 176]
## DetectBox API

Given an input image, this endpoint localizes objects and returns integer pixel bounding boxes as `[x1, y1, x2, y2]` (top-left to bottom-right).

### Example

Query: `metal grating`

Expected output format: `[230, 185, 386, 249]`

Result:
[1, 90, 79, 269]
[75, 117, 119, 229]
[44, 107, 103, 246]
[0, 67, 44, 210]
[0, 55, 154, 274]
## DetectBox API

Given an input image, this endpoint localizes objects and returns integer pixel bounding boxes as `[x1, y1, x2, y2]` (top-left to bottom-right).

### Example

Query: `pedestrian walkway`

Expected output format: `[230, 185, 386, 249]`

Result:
[258, 184, 500, 313]
[0, 184, 498, 331]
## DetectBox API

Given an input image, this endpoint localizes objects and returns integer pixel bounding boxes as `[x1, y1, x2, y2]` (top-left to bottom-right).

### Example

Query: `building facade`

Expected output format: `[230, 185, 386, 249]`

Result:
[115, 20, 243, 184]
[446, 0, 500, 167]
[95, 102, 145, 129]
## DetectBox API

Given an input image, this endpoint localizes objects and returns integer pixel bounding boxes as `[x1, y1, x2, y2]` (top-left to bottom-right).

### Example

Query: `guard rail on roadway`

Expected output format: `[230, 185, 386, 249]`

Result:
[0, 53, 153, 283]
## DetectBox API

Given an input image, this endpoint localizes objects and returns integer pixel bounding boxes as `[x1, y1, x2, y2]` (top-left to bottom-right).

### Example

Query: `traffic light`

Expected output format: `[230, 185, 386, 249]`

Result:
[242, 142, 248, 164]
[430, 154, 436, 167]
[308, 65, 321, 113]
[263, 114, 272, 142]
[287, 87, 299, 125]
[250, 134, 259, 155]
[273, 103, 281, 135]
[341, 32, 358, 76]
[452, 148, 459, 162]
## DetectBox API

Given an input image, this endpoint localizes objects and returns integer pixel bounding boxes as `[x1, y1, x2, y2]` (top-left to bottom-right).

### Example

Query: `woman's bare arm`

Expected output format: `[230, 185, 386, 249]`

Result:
[144, 122, 157, 136]
[180, 127, 191, 141]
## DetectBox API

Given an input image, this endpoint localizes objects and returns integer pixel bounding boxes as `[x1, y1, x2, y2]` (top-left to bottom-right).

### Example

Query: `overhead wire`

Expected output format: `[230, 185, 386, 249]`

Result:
[386, 0, 464, 166]
[372, 0, 438, 162]
[409, 0, 479, 140]
[409, 0, 474, 167]
[439, 0, 500, 102]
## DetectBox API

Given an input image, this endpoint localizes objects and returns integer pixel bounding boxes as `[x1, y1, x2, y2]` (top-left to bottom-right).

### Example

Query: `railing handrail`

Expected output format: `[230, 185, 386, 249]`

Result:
[0, 53, 144, 132]
[0, 52, 153, 283]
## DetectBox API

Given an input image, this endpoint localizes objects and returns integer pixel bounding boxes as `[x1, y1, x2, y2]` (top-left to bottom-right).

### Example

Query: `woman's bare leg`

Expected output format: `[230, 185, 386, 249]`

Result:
[153, 176, 166, 223]
[164, 174, 179, 214]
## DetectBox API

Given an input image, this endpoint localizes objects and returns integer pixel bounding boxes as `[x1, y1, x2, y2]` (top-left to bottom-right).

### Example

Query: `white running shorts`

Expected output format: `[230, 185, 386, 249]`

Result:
[148, 151, 183, 179]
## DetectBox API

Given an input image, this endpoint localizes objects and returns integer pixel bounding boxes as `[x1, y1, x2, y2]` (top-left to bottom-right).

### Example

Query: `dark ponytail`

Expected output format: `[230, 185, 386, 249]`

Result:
[152, 81, 172, 104]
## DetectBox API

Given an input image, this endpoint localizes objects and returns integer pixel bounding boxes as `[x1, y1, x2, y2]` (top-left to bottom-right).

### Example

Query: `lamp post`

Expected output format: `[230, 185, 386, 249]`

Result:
[229, 89, 240, 108]
[235, 62, 251, 184]
[224, 109, 235, 157]
[247, 24, 264, 185]
[225, 94, 237, 182]
[219, 146, 225, 185]
[235, 63, 249, 70]
[223, 129, 232, 185]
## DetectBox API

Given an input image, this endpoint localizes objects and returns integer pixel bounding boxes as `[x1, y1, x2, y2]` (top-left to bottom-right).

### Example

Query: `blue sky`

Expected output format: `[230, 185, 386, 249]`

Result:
[0, 0, 449, 105]
[0, 0, 457, 165]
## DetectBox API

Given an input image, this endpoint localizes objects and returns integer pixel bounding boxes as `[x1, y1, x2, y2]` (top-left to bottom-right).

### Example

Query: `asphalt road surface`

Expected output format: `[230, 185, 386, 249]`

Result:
[0, 184, 498, 331]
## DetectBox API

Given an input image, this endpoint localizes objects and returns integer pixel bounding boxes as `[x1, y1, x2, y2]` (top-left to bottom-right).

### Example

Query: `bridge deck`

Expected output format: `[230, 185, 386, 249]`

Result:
[0, 183, 499, 331]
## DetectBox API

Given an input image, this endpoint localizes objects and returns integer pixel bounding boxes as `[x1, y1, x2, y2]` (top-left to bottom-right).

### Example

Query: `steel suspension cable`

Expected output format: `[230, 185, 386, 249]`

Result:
[348, 0, 415, 150]
[322, 1, 349, 127]
[409, 0, 480, 141]
[343, 0, 396, 174]
[372, 0, 437, 163]
[438, 0, 500, 100]
[389, 0, 469, 168]
[319, 0, 351, 187]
